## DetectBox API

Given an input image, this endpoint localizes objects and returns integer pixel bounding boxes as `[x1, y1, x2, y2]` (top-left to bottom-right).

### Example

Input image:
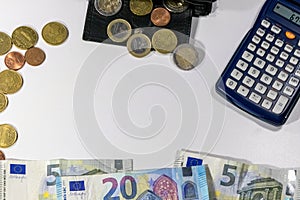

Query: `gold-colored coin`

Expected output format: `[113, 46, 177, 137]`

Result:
[0, 32, 12, 55]
[12, 26, 38, 50]
[0, 124, 18, 148]
[0, 70, 23, 95]
[107, 19, 132, 43]
[0, 93, 8, 113]
[42, 21, 69, 45]
[173, 43, 201, 70]
[152, 29, 177, 54]
[94, 0, 122, 16]
[129, 0, 153, 16]
[127, 33, 151, 57]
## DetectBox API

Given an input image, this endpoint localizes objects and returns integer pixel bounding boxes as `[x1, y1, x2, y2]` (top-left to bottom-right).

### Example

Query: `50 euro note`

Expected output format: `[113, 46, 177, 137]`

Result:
[57, 165, 209, 200]
[174, 149, 300, 200]
[0, 158, 133, 200]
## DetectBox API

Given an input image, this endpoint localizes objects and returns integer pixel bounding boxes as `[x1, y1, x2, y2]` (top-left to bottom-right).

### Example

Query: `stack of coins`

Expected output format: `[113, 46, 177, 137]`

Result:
[0, 21, 69, 158]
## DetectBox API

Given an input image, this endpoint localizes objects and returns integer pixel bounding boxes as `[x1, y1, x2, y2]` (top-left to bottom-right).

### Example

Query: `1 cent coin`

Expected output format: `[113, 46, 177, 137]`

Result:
[0, 150, 5, 160]
[25, 47, 46, 66]
[0, 124, 18, 148]
[4, 51, 25, 71]
[151, 7, 171, 26]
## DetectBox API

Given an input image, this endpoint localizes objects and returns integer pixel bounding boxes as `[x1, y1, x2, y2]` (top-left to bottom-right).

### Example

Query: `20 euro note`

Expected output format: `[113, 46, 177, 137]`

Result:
[174, 149, 300, 200]
[57, 165, 209, 200]
[0, 158, 133, 200]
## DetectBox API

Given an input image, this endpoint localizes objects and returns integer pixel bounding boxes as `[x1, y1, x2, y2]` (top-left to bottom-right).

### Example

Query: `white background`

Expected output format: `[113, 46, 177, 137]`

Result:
[0, 0, 299, 170]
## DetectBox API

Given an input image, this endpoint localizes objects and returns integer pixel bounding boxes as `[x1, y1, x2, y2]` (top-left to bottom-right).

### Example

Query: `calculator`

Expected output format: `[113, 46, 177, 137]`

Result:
[215, 0, 300, 126]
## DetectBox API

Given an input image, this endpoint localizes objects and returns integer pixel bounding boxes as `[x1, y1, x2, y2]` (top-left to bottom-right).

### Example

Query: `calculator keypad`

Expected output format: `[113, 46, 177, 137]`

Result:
[225, 18, 300, 115]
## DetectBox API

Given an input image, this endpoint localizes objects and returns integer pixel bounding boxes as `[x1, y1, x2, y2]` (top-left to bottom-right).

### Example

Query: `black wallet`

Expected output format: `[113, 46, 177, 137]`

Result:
[82, 0, 215, 46]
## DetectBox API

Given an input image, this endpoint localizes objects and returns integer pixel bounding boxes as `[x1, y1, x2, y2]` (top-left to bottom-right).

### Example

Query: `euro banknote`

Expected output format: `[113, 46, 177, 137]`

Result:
[0, 158, 133, 200]
[56, 165, 209, 200]
[174, 149, 300, 200]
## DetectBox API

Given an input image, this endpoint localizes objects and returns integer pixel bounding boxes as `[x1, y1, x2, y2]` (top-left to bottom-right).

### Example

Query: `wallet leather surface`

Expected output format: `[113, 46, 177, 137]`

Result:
[82, 0, 194, 46]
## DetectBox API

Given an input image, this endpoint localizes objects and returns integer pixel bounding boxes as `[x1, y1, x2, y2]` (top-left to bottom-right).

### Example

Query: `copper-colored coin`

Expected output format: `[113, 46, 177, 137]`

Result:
[4, 51, 25, 71]
[151, 7, 171, 26]
[25, 47, 46, 66]
[0, 150, 5, 160]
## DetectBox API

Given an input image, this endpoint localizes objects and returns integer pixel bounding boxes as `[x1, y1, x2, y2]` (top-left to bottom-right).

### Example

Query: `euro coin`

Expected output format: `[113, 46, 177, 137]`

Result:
[42, 21, 69, 45]
[4, 51, 26, 71]
[12, 26, 38, 50]
[152, 29, 177, 54]
[163, 0, 189, 13]
[0, 32, 12, 55]
[0, 124, 18, 148]
[25, 47, 46, 66]
[0, 150, 5, 160]
[127, 33, 151, 57]
[0, 70, 23, 95]
[151, 7, 171, 27]
[173, 43, 201, 70]
[0, 93, 8, 113]
[107, 19, 132, 43]
[130, 0, 153, 16]
[94, 0, 122, 16]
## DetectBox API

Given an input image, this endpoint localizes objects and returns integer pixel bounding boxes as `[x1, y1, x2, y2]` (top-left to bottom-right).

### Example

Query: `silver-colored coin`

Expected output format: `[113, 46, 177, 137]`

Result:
[127, 33, 151, 57]
[107, 19, 132, 43]
[163, 0, 189, 13]
[94, 0, 122, 16]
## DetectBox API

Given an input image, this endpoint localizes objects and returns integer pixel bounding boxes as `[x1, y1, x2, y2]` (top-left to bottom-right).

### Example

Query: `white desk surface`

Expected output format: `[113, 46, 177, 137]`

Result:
[0, 0, 299, 170]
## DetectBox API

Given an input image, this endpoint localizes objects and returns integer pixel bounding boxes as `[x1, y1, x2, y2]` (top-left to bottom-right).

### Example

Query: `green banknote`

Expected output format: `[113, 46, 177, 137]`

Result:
[0, 159, 133, 200]
[174, 149, 300, 200]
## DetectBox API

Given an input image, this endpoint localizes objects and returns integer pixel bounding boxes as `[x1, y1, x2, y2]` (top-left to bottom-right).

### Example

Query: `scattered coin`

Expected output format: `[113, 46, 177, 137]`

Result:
[0, 70, 23, 95]
[0, 124, 18, 148]
[0, 32, 12, 55]
[0, 150, 5, 160]
[25, 47, 46, 66]
[94, 0, 122, 16]
[163, 0, 189, 13]
[107, 19, 132, 42]
[12, 26, 38, 50]
[42, 21, 69, 45]
[173, 43, 202, 70]
[152, 29, 177, 54]
[0, 93, 8, 113]
[130, 0, 153, 16]
[151, 7, 171, 27]
[4, 51, 26, 71]
[127, 33, 151, 57]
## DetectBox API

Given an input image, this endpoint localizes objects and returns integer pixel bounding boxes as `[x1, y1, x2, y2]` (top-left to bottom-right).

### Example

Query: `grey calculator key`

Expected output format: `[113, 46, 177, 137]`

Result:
[266, 34, 275, 42]
[236, 59, 248, 71]
[266, 54, 275, 62]
[272, 95, 289, 114]
[237, 85, 250, 97]
[262, 99, 272, 110]
[294, 49, 300, 57]
[267, 90, 278, 100]
[275, 59, 284, 68]
[272, 80, 284, 91]
[280, 51, 289, 60]
[249, 92, 262, 103]
[289, 77, 299, 87]
[252, 35, 261, 44]
[284, 44, 293, 53]
[243, 76, 255, 87]
[275, 39, 284, 47]
[289, 57, 299, 65]
[226, 78, 237, 90]
[242, 51, 254, 62]
[266, 64, 278, 76]
[285, 64, 294, 73]
[257, 48, 266, 57]
[296, 69, 300, 77]
[271, 46, 279, 55]
[247, 43, 256, 51]
[260, 73, 272, 85]
[261, 19, 270, 28]
[261, 41, 270, 50]
[278, 71, 288, 81]
[254, 57, 266, 69]
[283, 86, 294, 96]
[256, 28, 265, 37]
[255, 83, 267, 94]
[271, 25, 281, 34]
[248, 67, 260, 78]
[231, 69, 243, 80]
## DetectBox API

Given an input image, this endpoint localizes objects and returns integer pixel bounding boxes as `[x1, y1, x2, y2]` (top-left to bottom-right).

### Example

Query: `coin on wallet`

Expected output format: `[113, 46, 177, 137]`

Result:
[127, 33, 152, 58]
[107, 19, 132, 43]
[163, 0, 189, 13]
[94, 0, 122, 16]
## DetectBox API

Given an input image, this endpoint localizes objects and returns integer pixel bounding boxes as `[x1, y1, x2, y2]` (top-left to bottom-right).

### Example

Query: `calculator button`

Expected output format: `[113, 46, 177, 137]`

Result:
[266, 34, 275, 42]
[266, 64, 278, 76]
[272, 80, 284, 91]
[254, 57, 266, 69]
[280, 52, 289, 60]
[271, 46, 279, 55]
[295, 69, 300, 77]
[283, 86, 294, 96]
[254, 83, 267, 94]
[237, 85, 249, 97]
[275, 39, 284, 47]
[285, 31, 296, 40]
[284, 44, 293, 53]
[271, 25, 281, 34]
[252, 36, 261, 44]
[261, 19, 271, 28]
[256, 28, 265, 37]
[226, 78, 237, 90]
[260, 74, 272, 85]
[278, 71, 288, 81]
[294, 49, 300, 57]
[275, 59, 284, 68]
[248, 67, 260, 78]
[257, 48, 265, 57]
[236, 60, 248, 71]
[289, 77, 299, 87]
[243, 76, 255, 87]
[242, 51, 254, 62]
[266, 54, 275, 62]
[285, 64, 294, 73]
[249, 92, 262, 103]
[272, 95, 289, 114]
[262, 99, 272, 110]
[231, 69, 243, 80]
[267, 90, 278, 100]
[261, 41, 270, 50]
[247, 43, 256, 51]
[289, 57, 299, 65]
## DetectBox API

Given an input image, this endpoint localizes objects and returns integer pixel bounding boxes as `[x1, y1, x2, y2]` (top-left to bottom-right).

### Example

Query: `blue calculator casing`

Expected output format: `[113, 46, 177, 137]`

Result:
[215, 0, 300, 126]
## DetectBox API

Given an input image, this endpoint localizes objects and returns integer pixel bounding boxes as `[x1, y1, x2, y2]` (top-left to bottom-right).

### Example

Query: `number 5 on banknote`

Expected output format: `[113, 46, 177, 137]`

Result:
[220, 164, 237, 187]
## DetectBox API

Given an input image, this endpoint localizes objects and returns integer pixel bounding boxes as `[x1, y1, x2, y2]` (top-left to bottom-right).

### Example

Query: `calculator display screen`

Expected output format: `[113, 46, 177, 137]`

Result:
[273, 3, 300, 26]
